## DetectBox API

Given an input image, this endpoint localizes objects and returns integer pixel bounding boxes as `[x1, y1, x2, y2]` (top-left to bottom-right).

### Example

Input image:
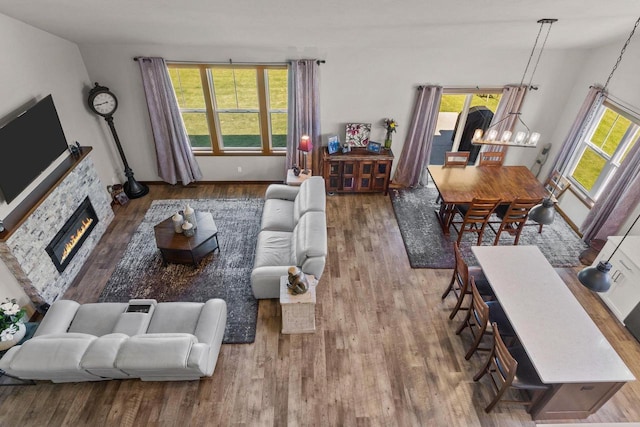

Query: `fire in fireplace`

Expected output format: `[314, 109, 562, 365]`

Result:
[46, 197, 99, 273]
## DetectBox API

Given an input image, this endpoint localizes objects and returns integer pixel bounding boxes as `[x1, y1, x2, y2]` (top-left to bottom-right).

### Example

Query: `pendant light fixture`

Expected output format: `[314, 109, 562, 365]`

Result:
[578, 212, 640, 292]
[576, 16, 640, 293]
[472, 18, 557, 147]
[531, 16, 640, 234]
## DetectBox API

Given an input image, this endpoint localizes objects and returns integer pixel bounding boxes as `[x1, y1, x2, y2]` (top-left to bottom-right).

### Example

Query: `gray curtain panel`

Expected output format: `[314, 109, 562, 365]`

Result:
[544, 86, 603, 182]
[484, 84, 527, 153]
[137, 57, 203, 185]
[393, 85, 443, 188]
[581, 133, 640, 243]
[286, 60, 321, 174]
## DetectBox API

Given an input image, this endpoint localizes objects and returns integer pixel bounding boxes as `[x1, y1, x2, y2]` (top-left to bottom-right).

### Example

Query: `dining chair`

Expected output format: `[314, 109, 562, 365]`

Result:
[536, 170, 572, 233]
[441, 242, 494, 319]
[456, 277, 516, 360]
[490, 198, 541, 245]
[478, 151, 505, 166]
[473, 322, 549, 413]
[450, 197, 502, 245]
[444, 151, 470, 167]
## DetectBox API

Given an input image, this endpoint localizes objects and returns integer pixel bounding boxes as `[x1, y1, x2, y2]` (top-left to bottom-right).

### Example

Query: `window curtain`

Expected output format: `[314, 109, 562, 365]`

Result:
[581, 133, 640, 243]
[286, 60, 321, 174]
[137, 57, 202, 185]
[485, 84, 527, 153]
[543, 86, 604, 182]
[392, 85, 443, 188]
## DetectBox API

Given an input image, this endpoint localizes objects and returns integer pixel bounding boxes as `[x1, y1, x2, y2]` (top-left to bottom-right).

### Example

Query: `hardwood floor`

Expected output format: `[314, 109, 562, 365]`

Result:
[1, 183, 639, 426]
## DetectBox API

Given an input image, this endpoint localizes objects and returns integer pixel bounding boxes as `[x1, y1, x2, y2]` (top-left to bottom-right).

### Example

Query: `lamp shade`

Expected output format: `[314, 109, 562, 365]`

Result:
[528, 198, 556, 225]
[298, 135, 313, 152]
[577, 261, 612, 293]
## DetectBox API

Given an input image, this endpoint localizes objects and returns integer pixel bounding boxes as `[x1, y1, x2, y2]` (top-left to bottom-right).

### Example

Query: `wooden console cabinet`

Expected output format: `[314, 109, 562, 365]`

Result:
[322, 147, 394, 195]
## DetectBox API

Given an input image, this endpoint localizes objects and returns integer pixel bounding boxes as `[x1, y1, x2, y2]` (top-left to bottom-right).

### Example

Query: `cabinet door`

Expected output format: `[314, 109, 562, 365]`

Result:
[372, 160, 391, 191]
[325, 161, 341, 192]
[342, 161, 357, 191]
[607, 252, 640, 321]
[357, 161, 374, 191]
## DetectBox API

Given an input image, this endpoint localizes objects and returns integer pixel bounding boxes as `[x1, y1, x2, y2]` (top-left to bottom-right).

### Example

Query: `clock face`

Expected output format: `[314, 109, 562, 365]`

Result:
[91, 92, 117, 116]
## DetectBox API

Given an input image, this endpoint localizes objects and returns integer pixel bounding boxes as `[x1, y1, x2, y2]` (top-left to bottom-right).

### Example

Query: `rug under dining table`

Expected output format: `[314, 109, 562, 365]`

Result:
[389, 187, 588, 269]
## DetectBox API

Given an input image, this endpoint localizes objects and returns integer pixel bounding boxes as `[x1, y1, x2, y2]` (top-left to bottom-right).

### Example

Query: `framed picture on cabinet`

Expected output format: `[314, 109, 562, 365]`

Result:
[327, 135, 340, 154]
[367, 141, 382, 154]
[345, 123, 371, 147]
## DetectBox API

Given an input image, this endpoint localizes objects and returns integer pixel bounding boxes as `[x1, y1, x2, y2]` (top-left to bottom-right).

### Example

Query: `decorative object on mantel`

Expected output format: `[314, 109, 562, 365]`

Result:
[472, 18, 557, 147]
[578, 212, 640, 293]
[345, 123, 372, 147]
[287, 266, 309, 295]
[383, 118, 397, 150]
[0, 298, 26, 351]
[87, 82, 149, 199]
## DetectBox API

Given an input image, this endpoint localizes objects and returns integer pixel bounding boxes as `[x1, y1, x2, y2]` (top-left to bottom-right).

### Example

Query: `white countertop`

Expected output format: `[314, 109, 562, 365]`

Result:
[472, 245, 635, 384]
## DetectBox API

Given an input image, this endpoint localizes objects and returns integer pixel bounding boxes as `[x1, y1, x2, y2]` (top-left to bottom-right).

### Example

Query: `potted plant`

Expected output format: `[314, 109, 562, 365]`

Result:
[0, 298, 27, 351]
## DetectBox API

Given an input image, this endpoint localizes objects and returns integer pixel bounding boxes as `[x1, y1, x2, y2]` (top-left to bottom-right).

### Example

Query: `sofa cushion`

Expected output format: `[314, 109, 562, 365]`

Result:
[261, 199, 295, 231]
[81, 333, 131, 379]
[116, 333, 197, 371]
[33, 300, 80, 337]
[147, 302, 203, 334]
[293, 212, 328, 263]
[293, 177, 326, 223]
[253, 230, 295, 268]
[68, 303, 129, 337]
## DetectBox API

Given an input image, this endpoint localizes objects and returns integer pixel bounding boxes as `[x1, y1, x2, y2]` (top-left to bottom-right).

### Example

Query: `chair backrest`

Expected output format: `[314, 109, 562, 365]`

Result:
[501, 198, 541, 226]
[470, 277, 490, 336]
[544, 170, 571, 199]
[486, 322, 518, 398]
[444, 151, 470, 167]
[453, 241, 470, 291]
[463, 198, 502, 225]
[479, 151, 505, 166]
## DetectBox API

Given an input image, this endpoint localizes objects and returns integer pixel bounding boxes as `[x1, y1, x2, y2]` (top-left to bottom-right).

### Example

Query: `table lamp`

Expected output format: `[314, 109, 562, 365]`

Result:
[298, 135, 313, 175]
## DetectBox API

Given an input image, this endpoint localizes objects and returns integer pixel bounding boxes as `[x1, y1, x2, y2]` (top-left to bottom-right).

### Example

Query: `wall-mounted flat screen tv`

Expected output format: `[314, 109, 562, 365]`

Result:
[0, 95, 69, 204]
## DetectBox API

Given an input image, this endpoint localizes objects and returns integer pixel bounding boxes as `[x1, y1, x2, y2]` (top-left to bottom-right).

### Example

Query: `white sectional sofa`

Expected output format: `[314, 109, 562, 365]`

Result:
[251, 176, 327, 299]
[0, 298, 227, 383]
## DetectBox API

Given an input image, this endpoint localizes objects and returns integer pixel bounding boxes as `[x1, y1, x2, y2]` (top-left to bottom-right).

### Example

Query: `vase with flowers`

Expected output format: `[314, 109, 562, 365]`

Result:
[0, 298, 27, 351]
[383, 118, 398, 150]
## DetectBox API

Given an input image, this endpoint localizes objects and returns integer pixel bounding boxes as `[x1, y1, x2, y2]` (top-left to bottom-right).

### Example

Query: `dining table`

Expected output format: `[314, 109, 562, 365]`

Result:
[427, 165, 548, 234]
[472, 245, 636, 421]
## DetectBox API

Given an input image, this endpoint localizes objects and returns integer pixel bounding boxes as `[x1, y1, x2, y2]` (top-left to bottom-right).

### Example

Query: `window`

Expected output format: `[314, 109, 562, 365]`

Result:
[567, 101, 639, 201]
[168, 63, 288, 155]
[431, 89, 502, 164]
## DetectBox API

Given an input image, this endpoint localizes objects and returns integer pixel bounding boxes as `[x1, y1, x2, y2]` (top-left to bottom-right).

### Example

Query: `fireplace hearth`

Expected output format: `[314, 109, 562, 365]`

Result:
[46, 197, 99, 273]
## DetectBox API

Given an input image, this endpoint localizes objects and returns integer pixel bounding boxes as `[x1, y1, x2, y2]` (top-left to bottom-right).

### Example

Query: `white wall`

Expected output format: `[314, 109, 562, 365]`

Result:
[0, 13, 120, 310]
[77, 42, 590, 183]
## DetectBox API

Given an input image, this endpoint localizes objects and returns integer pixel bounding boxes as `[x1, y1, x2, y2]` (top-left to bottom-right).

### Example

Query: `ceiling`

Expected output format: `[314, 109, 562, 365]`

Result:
[1, 0, 639, 51]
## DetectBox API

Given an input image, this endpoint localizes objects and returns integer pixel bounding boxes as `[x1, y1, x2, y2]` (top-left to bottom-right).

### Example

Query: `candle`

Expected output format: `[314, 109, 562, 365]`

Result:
[184, 204, 197, 229]
[172, 212, 184, 233]
[182, 221, 195, 237]
[486, 129, 498, 141]
[500, 131, 512, 143]
[473, 129, 483, 141]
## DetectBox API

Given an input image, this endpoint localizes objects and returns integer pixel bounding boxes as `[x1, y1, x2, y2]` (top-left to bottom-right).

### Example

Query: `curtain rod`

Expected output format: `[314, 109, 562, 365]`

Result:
[133, 57, 326, 65]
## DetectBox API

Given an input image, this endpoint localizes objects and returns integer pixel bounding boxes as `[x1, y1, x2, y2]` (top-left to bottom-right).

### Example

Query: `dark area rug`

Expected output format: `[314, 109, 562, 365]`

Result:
[99, 198, 264, 344]
[390, 187, 588, 269]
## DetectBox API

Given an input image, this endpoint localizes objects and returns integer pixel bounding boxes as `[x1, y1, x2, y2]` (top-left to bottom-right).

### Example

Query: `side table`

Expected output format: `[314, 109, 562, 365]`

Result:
[280, 275, 317, 334]
[286, 169, 312, 186]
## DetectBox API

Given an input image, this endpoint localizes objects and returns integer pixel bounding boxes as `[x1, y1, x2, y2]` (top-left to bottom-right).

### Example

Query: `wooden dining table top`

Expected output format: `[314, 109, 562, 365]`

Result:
[427, 165, 548, 204]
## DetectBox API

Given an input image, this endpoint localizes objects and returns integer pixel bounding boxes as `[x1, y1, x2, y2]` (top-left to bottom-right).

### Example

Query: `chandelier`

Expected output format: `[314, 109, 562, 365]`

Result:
[472, 18, 557, 147]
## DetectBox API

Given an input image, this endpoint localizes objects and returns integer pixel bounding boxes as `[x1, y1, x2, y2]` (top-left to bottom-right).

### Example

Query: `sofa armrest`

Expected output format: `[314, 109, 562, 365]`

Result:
[265, 184, 299, 201]
[194, 299, 227, 346]
[33, 300, 80, 338]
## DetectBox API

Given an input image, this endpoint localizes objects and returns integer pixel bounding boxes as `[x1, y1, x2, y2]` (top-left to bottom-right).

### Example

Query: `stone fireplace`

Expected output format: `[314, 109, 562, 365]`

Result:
[46, 197, 99, 273]
[0, 151, 113, 306]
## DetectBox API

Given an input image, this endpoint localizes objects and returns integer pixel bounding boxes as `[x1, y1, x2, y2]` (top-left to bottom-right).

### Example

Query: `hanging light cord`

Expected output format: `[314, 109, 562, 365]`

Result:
[230, 59, 240, 109]
[527, 21, 555, 89]
[518, 22, 544, 87]
[606, 211, 640, 263]
[602, 16, 640, 92]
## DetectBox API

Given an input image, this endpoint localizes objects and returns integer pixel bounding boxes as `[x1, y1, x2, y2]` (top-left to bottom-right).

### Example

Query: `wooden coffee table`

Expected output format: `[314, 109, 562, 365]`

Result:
[154, 211, 219, 265]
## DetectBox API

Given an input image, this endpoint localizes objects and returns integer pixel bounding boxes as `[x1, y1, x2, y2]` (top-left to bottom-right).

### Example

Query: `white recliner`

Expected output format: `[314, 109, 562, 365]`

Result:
[0, 298, 227, 383]
[251, 176, 327, 299]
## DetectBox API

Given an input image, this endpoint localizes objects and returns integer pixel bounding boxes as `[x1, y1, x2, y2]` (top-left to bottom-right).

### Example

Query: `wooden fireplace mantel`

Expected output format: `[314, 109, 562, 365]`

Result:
[0, 146, 92, 242]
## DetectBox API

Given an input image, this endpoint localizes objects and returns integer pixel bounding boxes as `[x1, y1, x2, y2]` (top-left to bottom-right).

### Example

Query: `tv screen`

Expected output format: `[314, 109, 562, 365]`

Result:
[0, 95, 69, 204]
